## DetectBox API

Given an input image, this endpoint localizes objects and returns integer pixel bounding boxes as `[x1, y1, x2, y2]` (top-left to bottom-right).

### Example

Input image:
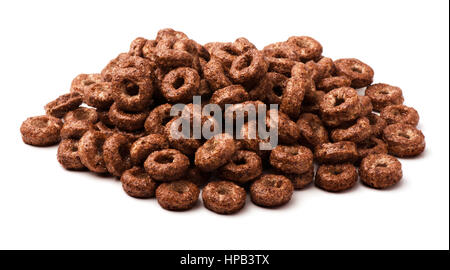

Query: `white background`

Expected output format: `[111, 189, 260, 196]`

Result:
[0, 0, 448, 250]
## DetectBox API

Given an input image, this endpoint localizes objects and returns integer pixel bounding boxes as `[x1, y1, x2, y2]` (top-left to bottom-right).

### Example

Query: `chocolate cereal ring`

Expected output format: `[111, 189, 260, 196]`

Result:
[64, 107, 98, 124]
[45, 92, 83, 118]
[111, 73, 153, 112]
[109, 103, 148, 132]
[270, 145, 313, 175]
[218, 150, 262, 183]
[265, 72, 288, 105]
[382, 123, 425, 157]
[316, 76, 352, 92]
[330, 117, 372, 143]
[165, 117, 202, 156]
[285, 165, 315, 190]
[287, 36, 323, 62]
[156, 180, 199, 211]
[185, 166, 210, 187]
[202, 58, 232, 91]
[319, 87, 362, 127]
[334, 58, 374, 88]
[78, 130, 108, 173]
[315, 163, 358, 192]
[266, 110, 300, 145]
[360, 154, 402, 189]
[380, 104, 419, 126]
[202, 181, 246, 215]
[70, 73, 102, 96]
[103, 133, 133, 177]
[296, 113, 329, 147]
[357, 136, 388, 161]
[121, 166, 158, 198]
[359, 95, 373, 117]
[300, 90, 325, 114]
[194, 133, 236, 172]
[368, 112, 387, 137]
[60, 120, 93, 140]
[250, 174, 294, 207]
[210, 85, 249, 110]
[83, 82, 114, 110]
[263, 43, 298, 76]
[57, 139, 85, 170]
[314, 141, 358, 164]
[144, 149, 190, 181]
[161, 67, 200, 103]
[229, 49, 268, 85]
[20, 115, 63, 146]
[144, 104, 173, 135]
[365, 83, 404, 112]
[155, 38, 194, 69]
[130, 134, 169, 165]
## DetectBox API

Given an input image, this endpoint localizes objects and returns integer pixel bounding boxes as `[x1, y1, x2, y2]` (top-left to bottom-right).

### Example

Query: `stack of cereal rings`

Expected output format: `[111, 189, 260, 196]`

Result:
[20, 29, 425, 214]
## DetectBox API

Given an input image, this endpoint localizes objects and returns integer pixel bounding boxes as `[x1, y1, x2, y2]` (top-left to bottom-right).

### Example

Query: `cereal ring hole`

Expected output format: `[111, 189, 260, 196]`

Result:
[122, 79, 140, 96]
[173, 77, 185, 89]
[32, 118, 49, 128]
[273, 86, 284, 97]
[398, 132, 410, 139]
[334, 97, 346, 107]
[155, 154, 174, 164]
[172, 182, 187, 194]
[376, 162, 388, 168]
[73, 110, 91, 121]
[351, 66, 363, 73]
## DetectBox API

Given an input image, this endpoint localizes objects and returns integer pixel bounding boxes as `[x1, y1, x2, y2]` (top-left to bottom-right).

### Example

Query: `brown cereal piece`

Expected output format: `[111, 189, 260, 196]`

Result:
[291, 62, 316, 100]
[45, 92, 83, 118]
[103, 133, 132, 177]
[207, 43, 238, 69]
[359, 95, 373, 116]
[301, 90, 325, 114]
[92, 121, 115, 136]
[155, 38, 194, 69]
[382, 123, 425, 157]
[360, 154, 402, 189]
[315, 163, 358, 192]
[330, 117, 372, 143]
[316, 57, 335, 78]
[108, 103, 148, 132]
[229, 49, 268, 85]
[232, 37, 257, 54]
[270, 145, 313, 175]
[285, 165, 315, 190]
[155, 28, 188, 43]
[70, 73, 103, 96]
[314, 141, 358, 164]
[144, 103, 173, 135]
[380, 104, 419, 126]
[161, 67, 200, 103]
[78, 130, 108, 173]
[334, 58, 374, 88]
[202, 181, 246, 214]
[210, 85, 249, 110]
[250, 174, 294, 207]
[218, 150, 263, 183]
[194, 133, 236, 172]
[203, 58, 232, 91]
[101, 53, 154, 82]
[84, 82, 114, 110]
[121, 166, 158, 198]
[365, 83, 404, 112]
[64, 107, 98, 124]
[144, 149, 190, 181]
[319, 87, 362, 127]
[185, 166, 210, 187]
[367, 112, 387, 138]
[196, 79, 212, 97]
[266, 110, 301, 145]
[20, 115, 63, 146]
[296, 113, 329, 147]
[279, 75, 307, 119]
[130, 134, 169, 165]
[60, 120, 93, 140]
[263, 43, 298, 76]
[316, 76, 352, 92]
[117, 128, 146, 141]
[265, 72, 288, 105]
[142, 39, 158, 61]
[111, 73, 154, 112]
[287, 36, 323, 62]
[247, 74, 271, 101]
[128, 37, 148, 57]
[165, 117, 202, 156]
[57, 139, 85, 170]
[357, 136, 388, 161]
[156, 180, 199, 211]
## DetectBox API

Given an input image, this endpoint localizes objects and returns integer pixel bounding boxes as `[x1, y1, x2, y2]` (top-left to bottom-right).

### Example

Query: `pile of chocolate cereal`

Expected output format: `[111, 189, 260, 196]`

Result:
[20, 29, 425, 214]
